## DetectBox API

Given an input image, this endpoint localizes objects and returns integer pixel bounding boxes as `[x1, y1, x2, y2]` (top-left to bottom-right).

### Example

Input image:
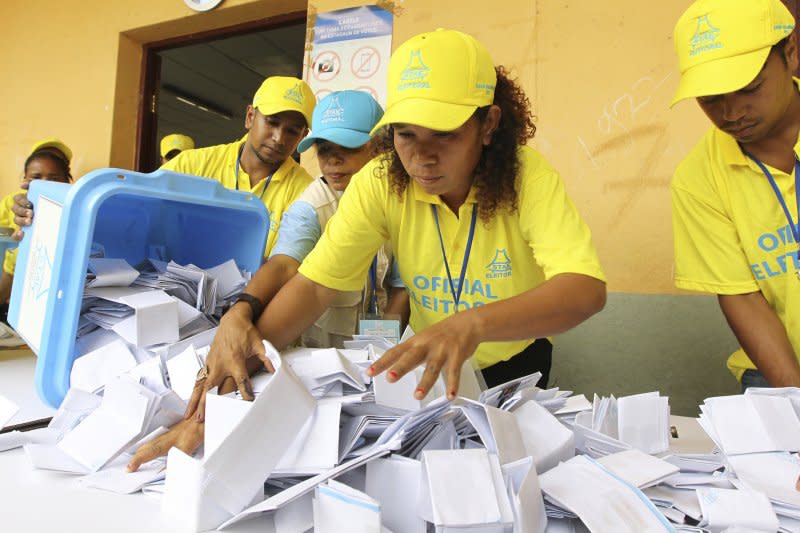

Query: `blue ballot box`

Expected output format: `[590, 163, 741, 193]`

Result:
[7, 169, 269, 408]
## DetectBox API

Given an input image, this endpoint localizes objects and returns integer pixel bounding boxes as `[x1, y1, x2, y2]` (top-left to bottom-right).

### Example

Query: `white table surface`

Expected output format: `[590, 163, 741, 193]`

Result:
[0, 348, 715, 532]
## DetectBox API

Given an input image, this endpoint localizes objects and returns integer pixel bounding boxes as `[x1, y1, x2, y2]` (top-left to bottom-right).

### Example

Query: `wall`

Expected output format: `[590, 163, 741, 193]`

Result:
[0, 0, 743, 401]
[0, 0, 304, 190]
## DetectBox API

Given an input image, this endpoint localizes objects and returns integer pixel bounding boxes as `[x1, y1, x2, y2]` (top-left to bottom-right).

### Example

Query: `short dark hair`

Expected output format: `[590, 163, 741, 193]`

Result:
[24, 150, 72, 183]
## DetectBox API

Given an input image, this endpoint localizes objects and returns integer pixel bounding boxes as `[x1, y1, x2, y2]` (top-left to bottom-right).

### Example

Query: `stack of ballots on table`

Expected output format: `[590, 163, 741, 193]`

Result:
[10, 314, 800, 531]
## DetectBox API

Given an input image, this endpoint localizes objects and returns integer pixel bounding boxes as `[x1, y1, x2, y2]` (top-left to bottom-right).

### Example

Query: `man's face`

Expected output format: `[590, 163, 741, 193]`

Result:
[696, 39, 799, 144]
[245, 108, 308, 166]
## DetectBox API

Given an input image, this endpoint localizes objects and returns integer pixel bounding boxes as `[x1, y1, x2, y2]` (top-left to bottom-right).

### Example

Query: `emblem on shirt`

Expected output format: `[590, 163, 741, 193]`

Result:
[486, 249, 512, 279]
[689, 15, 722, 57]
[284, 83, 305, 104]
[398, 50, 431, 91]
[321, 95, 345, 124]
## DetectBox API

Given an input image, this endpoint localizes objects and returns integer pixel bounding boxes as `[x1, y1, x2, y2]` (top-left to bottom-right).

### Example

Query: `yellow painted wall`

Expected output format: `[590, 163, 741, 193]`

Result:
[1, 0, 709, 294]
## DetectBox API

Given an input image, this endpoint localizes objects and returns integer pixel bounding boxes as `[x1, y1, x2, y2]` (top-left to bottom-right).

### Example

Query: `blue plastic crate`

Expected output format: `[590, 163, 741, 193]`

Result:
[8, 168, 269, 408]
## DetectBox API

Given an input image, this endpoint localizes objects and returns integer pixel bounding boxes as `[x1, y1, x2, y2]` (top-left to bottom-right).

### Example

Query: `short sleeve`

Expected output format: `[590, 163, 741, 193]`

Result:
[672, 183, 758, 294]
[517, 150, 606, 282]
[298, 163, 390, 291]
[269, 201, 321, 263]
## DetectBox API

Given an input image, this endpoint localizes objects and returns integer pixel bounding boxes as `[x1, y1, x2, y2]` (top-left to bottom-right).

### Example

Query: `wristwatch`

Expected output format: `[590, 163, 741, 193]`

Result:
[233, 293, 264, 320]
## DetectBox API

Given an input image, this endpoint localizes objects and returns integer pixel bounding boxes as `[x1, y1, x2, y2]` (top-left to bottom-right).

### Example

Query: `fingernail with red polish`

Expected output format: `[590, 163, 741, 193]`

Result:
[415, 387, 425, 396]
[367, 366, 375, 376]
[388, 370, 398, 380]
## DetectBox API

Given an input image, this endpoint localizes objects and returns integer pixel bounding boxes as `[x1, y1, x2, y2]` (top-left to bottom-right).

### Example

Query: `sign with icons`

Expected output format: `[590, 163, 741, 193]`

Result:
[305, 5, 393, 106]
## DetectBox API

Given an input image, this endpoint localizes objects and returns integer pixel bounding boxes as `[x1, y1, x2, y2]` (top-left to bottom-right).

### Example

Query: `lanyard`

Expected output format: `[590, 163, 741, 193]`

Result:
[367, 257, 379, 316]
[745, 151, 800, 275]
[235, 144, 273, 200]
[432, 204, 478, 311]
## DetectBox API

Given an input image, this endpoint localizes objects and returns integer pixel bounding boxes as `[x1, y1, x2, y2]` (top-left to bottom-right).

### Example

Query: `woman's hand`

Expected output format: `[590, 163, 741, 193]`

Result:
[185, 303, 273, 422]
[126, 416, 204, 472]
[367, 310, 484, 401]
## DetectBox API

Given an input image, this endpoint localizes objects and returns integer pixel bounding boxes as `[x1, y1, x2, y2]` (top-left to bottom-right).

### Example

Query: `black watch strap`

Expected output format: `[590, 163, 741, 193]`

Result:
[234, 293, 264, 320]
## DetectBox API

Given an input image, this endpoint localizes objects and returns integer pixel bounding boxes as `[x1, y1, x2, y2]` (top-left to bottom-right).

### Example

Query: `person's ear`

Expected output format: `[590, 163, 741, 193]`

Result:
[480, 105, 502, 146]
[786, 33, 799, 73]
[245, 105, 256, 130]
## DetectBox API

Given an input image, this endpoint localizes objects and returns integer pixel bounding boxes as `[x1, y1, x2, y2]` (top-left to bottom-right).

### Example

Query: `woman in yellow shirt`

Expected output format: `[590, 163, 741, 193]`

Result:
[127, 28, 606, 470]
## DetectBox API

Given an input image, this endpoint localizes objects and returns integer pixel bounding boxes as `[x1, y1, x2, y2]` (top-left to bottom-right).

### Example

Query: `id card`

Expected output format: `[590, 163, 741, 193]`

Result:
[358, 319, 400, 344]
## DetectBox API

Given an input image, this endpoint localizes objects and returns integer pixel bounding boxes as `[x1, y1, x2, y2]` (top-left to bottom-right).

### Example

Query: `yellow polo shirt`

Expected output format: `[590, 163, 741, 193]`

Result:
[672, 126, 800, 381]
[0, 191, 21, 275]
[298, 146, 606, 368]
[162, 137, 313, 257]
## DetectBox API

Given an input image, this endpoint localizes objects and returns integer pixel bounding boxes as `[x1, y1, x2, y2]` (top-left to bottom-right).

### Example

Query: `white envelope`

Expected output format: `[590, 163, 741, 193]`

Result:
[419, 449, 512, 528]
[513, 399, 575, 474]
[366, 456, 426, 533]
[314, 479, 381, 533]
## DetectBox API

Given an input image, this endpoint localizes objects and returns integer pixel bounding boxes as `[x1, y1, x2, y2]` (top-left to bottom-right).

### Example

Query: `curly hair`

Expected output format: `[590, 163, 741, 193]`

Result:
[373, 66, 536, 222]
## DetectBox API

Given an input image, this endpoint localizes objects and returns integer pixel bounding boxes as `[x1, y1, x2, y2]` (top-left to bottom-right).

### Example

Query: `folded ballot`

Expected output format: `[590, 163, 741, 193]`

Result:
[699, 394, 800, 455]
[314, 479, 381, 533]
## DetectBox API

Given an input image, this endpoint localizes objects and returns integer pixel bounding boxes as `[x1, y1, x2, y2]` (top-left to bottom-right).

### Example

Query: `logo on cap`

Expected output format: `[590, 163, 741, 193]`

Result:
[321, 95, 345, 124]
[398, 50, 431, 91]
[485, 249, 512, 279]
[689, 15, 723, 56]
[284, 83, 305, 104]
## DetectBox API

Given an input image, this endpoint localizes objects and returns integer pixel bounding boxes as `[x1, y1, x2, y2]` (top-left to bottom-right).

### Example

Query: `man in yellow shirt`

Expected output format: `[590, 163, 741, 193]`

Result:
[162, 76, 315, 257]
[160, 133, 194, 164]
[671, 0, 800, 389]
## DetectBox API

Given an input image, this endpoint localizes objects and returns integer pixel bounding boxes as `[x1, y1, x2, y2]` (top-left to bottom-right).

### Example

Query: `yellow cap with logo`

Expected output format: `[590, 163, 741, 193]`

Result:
[252, 76, 316, 128]
[671, 0, 795, 106]
[29, 137, 72, 162]
[370, 28, 497, 134]
[160, 133, 195, 157]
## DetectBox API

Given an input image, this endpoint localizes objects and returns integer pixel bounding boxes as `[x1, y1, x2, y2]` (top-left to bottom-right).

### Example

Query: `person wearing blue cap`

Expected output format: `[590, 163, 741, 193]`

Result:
[127, 90, 410, 471]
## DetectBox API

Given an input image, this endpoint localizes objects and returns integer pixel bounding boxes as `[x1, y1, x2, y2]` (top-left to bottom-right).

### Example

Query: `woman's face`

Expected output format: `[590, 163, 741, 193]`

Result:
[24, 157, 68, 184]
[316, 140, 373, 191]
[392, 108, 499, 206]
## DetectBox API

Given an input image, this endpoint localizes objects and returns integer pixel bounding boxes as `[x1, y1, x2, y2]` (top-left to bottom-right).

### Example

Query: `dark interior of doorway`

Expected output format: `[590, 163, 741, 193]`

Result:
[138, 16, 306, 172]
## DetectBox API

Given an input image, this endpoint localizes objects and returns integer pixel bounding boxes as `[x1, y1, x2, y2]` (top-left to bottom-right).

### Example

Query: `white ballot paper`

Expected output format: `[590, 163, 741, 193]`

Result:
[597, 449, 679, 489]
[366, 455, 426, 533]
[86, 257, 140, 288]
[616, 392, 670, 455]
[418, 448, 514, 529]
[69, 338, 137, 393]
[161, 340, 315, 532]
[700, 394, 800, 455]
[539, 455, 674, 532]
[314, 479, 381, 533]
[697, 487, 779, 532]
[57, 377, 153, 471]
[513, 399, 575, 474]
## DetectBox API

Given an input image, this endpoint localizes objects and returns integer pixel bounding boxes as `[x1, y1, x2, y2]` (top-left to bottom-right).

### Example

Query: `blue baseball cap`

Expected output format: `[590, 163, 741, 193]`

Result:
[297, 90, 384, 153]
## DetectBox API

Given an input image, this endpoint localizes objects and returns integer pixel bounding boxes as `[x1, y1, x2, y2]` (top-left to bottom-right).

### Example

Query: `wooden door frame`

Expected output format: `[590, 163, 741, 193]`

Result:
[135, 11, 307, 172]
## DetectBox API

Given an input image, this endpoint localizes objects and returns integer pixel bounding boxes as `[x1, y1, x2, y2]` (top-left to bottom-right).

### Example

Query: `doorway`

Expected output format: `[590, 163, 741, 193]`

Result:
[137, 16, 307, 172]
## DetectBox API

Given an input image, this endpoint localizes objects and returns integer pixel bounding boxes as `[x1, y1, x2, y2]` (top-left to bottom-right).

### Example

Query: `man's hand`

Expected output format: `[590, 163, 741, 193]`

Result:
[185, 302, 273, 422]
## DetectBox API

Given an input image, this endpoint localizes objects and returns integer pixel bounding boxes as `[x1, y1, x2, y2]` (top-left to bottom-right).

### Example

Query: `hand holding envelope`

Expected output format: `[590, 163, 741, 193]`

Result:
[184, 302, 273, 422]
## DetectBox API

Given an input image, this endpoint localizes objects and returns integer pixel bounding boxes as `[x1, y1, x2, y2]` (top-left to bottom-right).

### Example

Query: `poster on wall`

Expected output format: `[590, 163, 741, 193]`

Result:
[305, 5, 393, 107]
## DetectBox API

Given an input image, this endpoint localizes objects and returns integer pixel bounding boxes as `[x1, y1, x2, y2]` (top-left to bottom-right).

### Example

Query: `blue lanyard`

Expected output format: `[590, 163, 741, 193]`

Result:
[431, 204, 478, 311]
[745, 151, 800, 267]
[235, 144, 273, 200]
[367, 257, 379, 316]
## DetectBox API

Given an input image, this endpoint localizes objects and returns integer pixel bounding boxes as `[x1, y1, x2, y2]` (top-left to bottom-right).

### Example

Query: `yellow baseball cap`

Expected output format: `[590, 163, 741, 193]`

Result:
[671, 0, 795, 106]
[252, 76, 315, 128]
[29, 137, 72, 162]
[160, 133, 195, 157]
[370, 29, 497, 134]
